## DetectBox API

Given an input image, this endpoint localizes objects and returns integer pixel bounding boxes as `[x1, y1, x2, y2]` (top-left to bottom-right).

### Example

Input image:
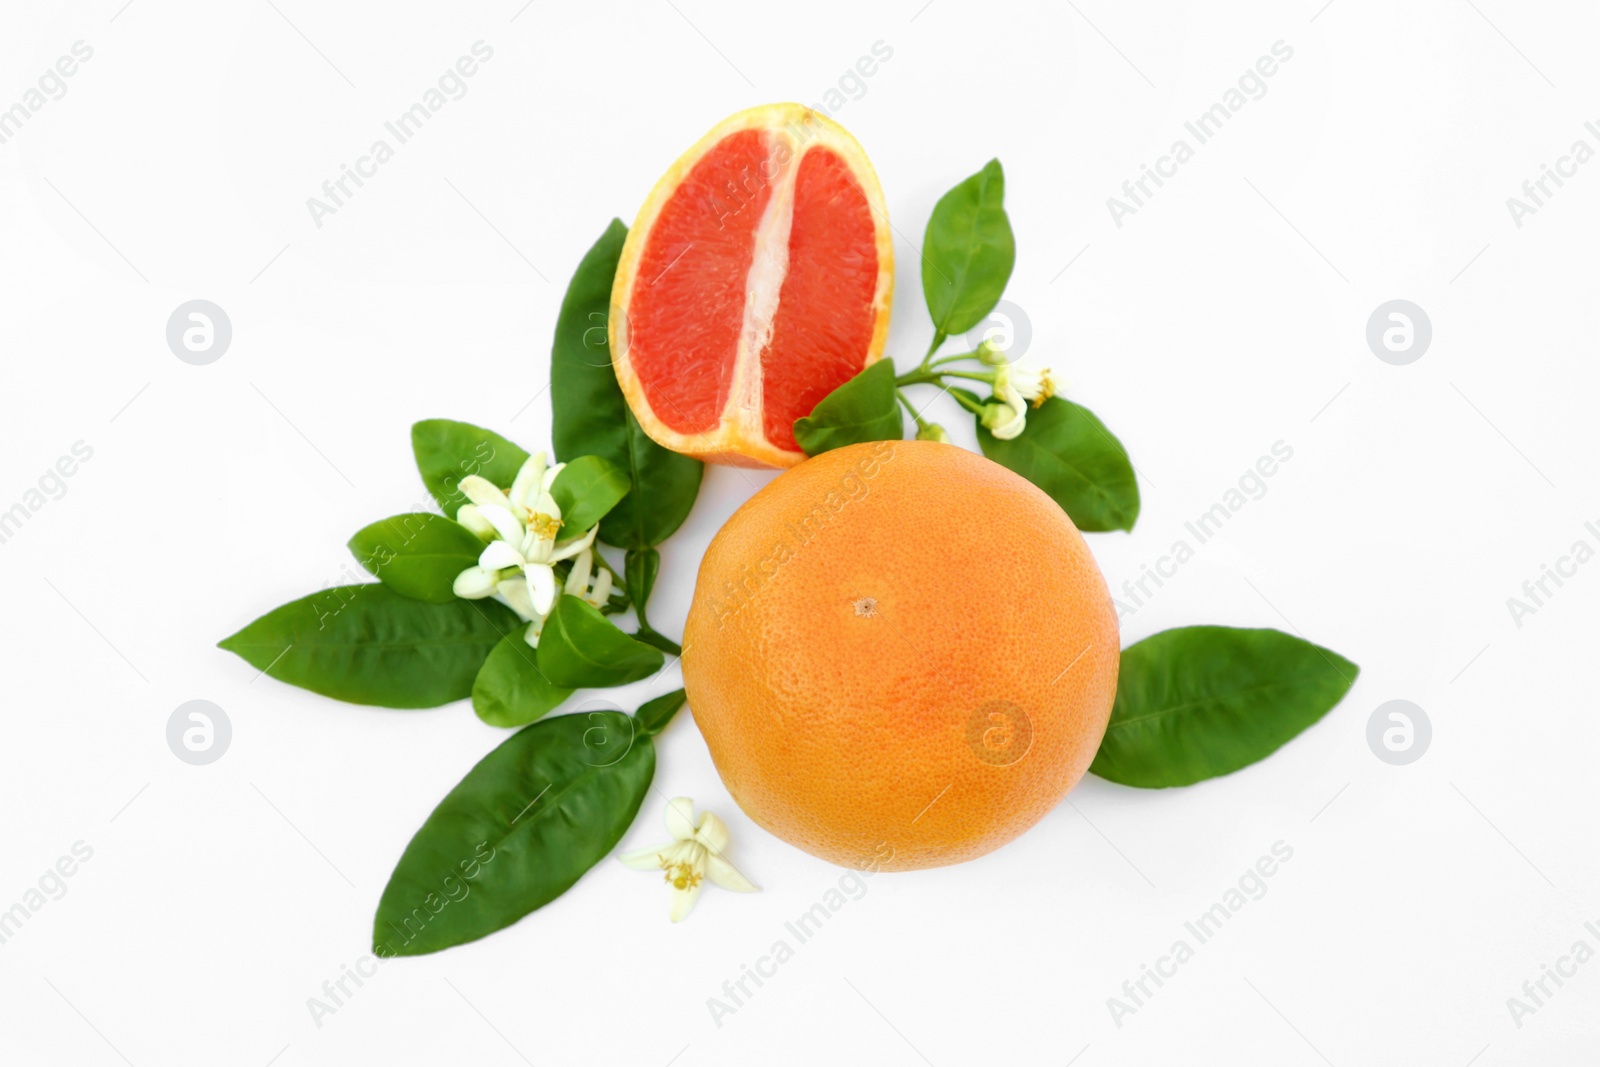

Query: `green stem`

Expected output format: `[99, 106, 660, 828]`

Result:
[895, 368, 994, 388]
[949, 390, 987, 416]
[895, 389, 928, 432]
[919, 330, 948, 371]
[929, 349, 982, 370]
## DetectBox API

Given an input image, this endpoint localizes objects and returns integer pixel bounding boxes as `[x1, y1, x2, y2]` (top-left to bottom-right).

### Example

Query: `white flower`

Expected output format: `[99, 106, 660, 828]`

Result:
[450, 452, 611, 643]
[619, 797, 759, 922]
[1008, 357, 1057, 407]
[981, 355, 1058, 440]
[993, 355, 1056, 409]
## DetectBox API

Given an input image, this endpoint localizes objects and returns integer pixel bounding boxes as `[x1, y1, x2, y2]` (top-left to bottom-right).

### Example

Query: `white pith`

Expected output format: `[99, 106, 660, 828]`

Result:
[723, 131, 803, 434]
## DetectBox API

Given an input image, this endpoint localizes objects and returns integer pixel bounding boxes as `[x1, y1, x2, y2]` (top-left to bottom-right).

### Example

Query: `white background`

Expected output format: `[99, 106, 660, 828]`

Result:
[1, 0, 1596, 1064]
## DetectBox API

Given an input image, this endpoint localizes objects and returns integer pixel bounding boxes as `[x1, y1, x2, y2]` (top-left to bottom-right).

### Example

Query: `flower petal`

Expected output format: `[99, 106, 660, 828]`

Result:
[527, 564, 557, 617]
[705, 854, 760, 893]
[533, 490, 562, 520]
[479, 503, 524, 543]
[663, 797, 697, 841]
[455, 504, 497, 540]
[541, 462, 565, 490]
[452, 566, 498, 599]
[459, 475, 510, 511]
[509, 453, 547, 509]
[694, 811, 730, 854]
[618, 843, 671, 870]
[586, 568, 613, 608]
[498, 578, 535, 621]
[564, 549, 593, 597]
[550, 523, 599, 563]
[479, 540, 525, 571]
[668, 879, 703, 923]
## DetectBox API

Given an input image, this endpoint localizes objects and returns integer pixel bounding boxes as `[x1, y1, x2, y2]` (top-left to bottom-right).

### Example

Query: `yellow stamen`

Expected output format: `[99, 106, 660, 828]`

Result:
[528, 512, 563, 540]
[1033, 374, 1056, 408]
[660, 857, 702, 891]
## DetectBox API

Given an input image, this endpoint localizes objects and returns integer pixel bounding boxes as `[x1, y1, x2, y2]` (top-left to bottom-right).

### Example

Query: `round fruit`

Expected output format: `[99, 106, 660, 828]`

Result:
[610, 103, 894, 469]
[682, 440, 1120, 871]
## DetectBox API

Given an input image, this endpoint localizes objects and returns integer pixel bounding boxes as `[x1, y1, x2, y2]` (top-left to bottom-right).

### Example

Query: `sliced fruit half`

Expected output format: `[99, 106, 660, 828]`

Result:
[611, 103, 894, 468]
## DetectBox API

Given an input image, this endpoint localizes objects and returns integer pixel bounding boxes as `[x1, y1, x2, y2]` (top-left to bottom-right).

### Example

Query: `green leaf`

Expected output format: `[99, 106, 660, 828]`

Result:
[472, 624, 574, 727]
[922, 159, 1015, 337]
[550, 220, 703, 548]
[977, 396, 1140, 532]
[536, 595, 664, 688]
[218, 585, 518, 708]
[793, 360, 903, 457]
[637, 689, 685, 736]
[549, 455, 630, 535]
[1091, 627, 1360, 788]
[373, 709, 654, 956]
[348, 513, 486, 604]
[625, 547, 660, 628]
[411, 419, 530, 517]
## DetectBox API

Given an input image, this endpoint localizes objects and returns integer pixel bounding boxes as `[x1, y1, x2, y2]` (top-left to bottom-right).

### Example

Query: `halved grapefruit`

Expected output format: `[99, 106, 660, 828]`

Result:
[611, 104, 894, 468]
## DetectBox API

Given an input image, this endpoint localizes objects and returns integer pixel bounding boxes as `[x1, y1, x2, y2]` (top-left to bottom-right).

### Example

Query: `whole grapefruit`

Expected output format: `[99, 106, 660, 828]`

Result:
[682, 440, 1120, 871]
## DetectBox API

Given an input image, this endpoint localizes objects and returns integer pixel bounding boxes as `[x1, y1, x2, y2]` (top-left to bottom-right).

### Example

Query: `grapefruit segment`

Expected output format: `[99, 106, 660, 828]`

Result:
[612, 104, 894, 468]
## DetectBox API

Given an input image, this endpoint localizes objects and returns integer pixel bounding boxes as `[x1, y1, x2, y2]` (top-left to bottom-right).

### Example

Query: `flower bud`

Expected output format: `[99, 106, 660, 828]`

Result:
[916, 423, 950, 443]
[976, 338, 1008, 366]
[981, 401, 1027, 440]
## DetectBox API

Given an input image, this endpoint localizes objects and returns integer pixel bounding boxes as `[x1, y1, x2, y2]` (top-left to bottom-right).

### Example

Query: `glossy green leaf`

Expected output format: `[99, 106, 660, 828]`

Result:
[373, 710, 654, 956]
[922, 159, 1015, 337]
[348, 513, 486, 604]
[550, 220, 703, 548]
[472, 624, 574, 727]
[1091, 627, 1360, 788]
[977, 396, 1140, 532]
[637, 689, 685, 736]
[536, 595, 663, 688]
[218, 585, 518, 708]
[625, 547, 660, 628]
[411, 419, 530, 517]
[549, 455, 630, 535]
[794, 360, 903, 457]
